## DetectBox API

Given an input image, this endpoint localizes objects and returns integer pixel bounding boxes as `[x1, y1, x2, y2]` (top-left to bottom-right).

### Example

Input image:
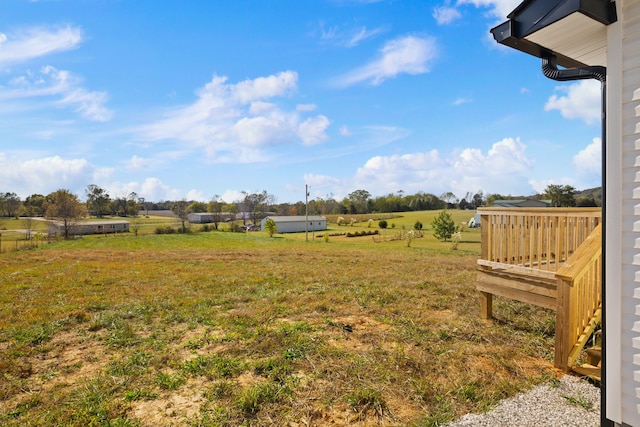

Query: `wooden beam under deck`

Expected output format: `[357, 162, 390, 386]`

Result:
[477, 268, 558, 318]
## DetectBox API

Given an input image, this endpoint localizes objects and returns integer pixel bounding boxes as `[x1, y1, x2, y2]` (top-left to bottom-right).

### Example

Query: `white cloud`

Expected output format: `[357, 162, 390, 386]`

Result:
[433, 0, 520, 32]
[248, 101, 277, 115]
[299, 115, 331, 146]
[229, 71, 298, 104]
[92, 167, 114, 182]
[126, 155, 150, 171]
[0, 65, 112, 121]
[0, 25, 82, 67]
[0, 153, 95, 197]
[318, 22, 386, 47]
[220, 189, 245, 203]
[185, 189, 206, 202]
[573, 137, 601, 177]
[233, 115, 292, 148]
[347, 26, 386, 47]
[336, 35, 438, 86]
[456, 0, 520, 20]
[339, 125, 352, 137]
[58, 86, 112, 122]
[139, 178, 182, 201]
[349, 137, 534, 198]
[529, 178, 575, 194]
[304, 173, 343, 192]
[544, 80, 601, 125]
[296, 103, 317, 112]
[106, 177, 182, 202]
[136, 71, 330, 162]
[433, 6, 462, 25]
[453, 97, 472, 106]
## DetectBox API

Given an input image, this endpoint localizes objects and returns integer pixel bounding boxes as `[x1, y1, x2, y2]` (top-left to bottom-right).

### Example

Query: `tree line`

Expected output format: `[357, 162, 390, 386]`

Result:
[0, 183, 600, 226]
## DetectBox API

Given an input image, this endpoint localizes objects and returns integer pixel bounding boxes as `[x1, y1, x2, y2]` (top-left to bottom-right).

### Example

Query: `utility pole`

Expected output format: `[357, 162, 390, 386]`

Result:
[305, 184, 309, 242]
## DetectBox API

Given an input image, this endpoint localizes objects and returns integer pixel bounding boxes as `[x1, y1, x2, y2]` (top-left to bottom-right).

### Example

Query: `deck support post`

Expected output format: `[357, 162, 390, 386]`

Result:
[554, 277, 571, 371]
[480, 291, 493, 319]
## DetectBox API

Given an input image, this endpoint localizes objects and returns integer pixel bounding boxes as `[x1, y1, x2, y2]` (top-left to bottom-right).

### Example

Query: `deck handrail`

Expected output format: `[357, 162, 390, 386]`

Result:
[554, 223, 602, 370]
[479, 207, 601, 273]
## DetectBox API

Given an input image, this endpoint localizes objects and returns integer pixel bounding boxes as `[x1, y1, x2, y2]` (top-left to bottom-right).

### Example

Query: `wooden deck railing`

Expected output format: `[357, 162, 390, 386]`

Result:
[554, 223, 602, 370]
[479, 207, 601, 273]
[476, 207, 602, 374]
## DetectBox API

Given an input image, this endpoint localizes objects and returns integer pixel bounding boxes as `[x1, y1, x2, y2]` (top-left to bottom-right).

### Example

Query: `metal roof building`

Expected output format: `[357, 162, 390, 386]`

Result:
[260, 215, 327, 234]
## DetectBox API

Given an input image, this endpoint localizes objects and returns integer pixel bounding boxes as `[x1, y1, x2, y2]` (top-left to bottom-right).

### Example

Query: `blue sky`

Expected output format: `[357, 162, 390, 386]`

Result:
[0, 0, 602, 204]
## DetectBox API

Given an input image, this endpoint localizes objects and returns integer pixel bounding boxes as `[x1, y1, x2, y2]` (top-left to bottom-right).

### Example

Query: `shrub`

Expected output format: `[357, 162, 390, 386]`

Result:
[323, 232, 329, 243]
[154, 225, 176, 234]
[406, 230, 415, 247]
[264, 218, 277, 237]
[451, 232, 462, 250]
[346, 230, 379, 238]
[378, 220, 388, 229]
[337, 216, 345, 226]
[229, 223, 243, 233]
[414, 220, 423, 230]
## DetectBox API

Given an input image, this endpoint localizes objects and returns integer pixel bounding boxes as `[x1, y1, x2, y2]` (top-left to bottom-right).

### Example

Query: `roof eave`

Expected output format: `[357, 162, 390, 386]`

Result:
[490, 0, 617, 68]
[491, 20, 587, 68]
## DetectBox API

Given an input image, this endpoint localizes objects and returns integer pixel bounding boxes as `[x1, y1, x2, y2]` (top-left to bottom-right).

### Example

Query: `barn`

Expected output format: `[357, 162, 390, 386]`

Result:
[188, 213, 214, 224]
[260, 215, 327, 234]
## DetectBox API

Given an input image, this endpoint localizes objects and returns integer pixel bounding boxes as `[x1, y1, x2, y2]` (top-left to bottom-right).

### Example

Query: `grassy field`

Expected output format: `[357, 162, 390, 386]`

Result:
[0, 211, 559, 426]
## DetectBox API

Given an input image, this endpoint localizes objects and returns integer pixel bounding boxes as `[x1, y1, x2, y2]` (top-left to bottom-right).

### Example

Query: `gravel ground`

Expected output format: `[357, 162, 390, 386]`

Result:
[444, 375, 601, 427]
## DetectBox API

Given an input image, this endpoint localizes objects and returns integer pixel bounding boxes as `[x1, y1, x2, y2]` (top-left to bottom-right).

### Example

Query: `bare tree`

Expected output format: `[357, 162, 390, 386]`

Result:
[208, 194, 223, 230]
[22, 216, 34, 241]
[241, 190, 274, 225]
[171, 199, 189, 232]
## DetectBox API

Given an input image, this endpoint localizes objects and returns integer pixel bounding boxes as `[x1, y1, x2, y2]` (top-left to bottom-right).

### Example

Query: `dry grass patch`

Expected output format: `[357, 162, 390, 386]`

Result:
[0, 232, 557, 426]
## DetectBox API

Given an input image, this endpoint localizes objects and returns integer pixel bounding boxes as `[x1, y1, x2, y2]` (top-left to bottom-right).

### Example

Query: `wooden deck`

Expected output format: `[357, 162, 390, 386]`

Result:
[476, 207, 602, 378]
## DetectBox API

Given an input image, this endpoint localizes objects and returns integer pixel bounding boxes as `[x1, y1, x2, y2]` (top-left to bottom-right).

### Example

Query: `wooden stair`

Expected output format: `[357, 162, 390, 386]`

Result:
[572, 331, 601, 382]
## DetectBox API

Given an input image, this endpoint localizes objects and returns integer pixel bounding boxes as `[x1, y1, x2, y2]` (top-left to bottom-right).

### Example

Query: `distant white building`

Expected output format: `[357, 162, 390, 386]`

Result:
[188, 213, 214, 224]
[188, 212, 235, 223]
[260, 215, 327, 233]
[48, 220, 129, 236]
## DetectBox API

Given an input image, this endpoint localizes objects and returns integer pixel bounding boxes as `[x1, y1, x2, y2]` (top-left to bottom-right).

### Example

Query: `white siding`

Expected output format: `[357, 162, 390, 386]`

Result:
[608, 1, 640, 424]
[260, 216, 327, 233]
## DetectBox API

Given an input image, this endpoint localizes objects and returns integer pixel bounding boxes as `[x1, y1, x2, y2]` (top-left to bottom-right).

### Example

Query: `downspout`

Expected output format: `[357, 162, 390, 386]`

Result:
[542, 54, 607, 83]
[542, 53, 609, 427]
